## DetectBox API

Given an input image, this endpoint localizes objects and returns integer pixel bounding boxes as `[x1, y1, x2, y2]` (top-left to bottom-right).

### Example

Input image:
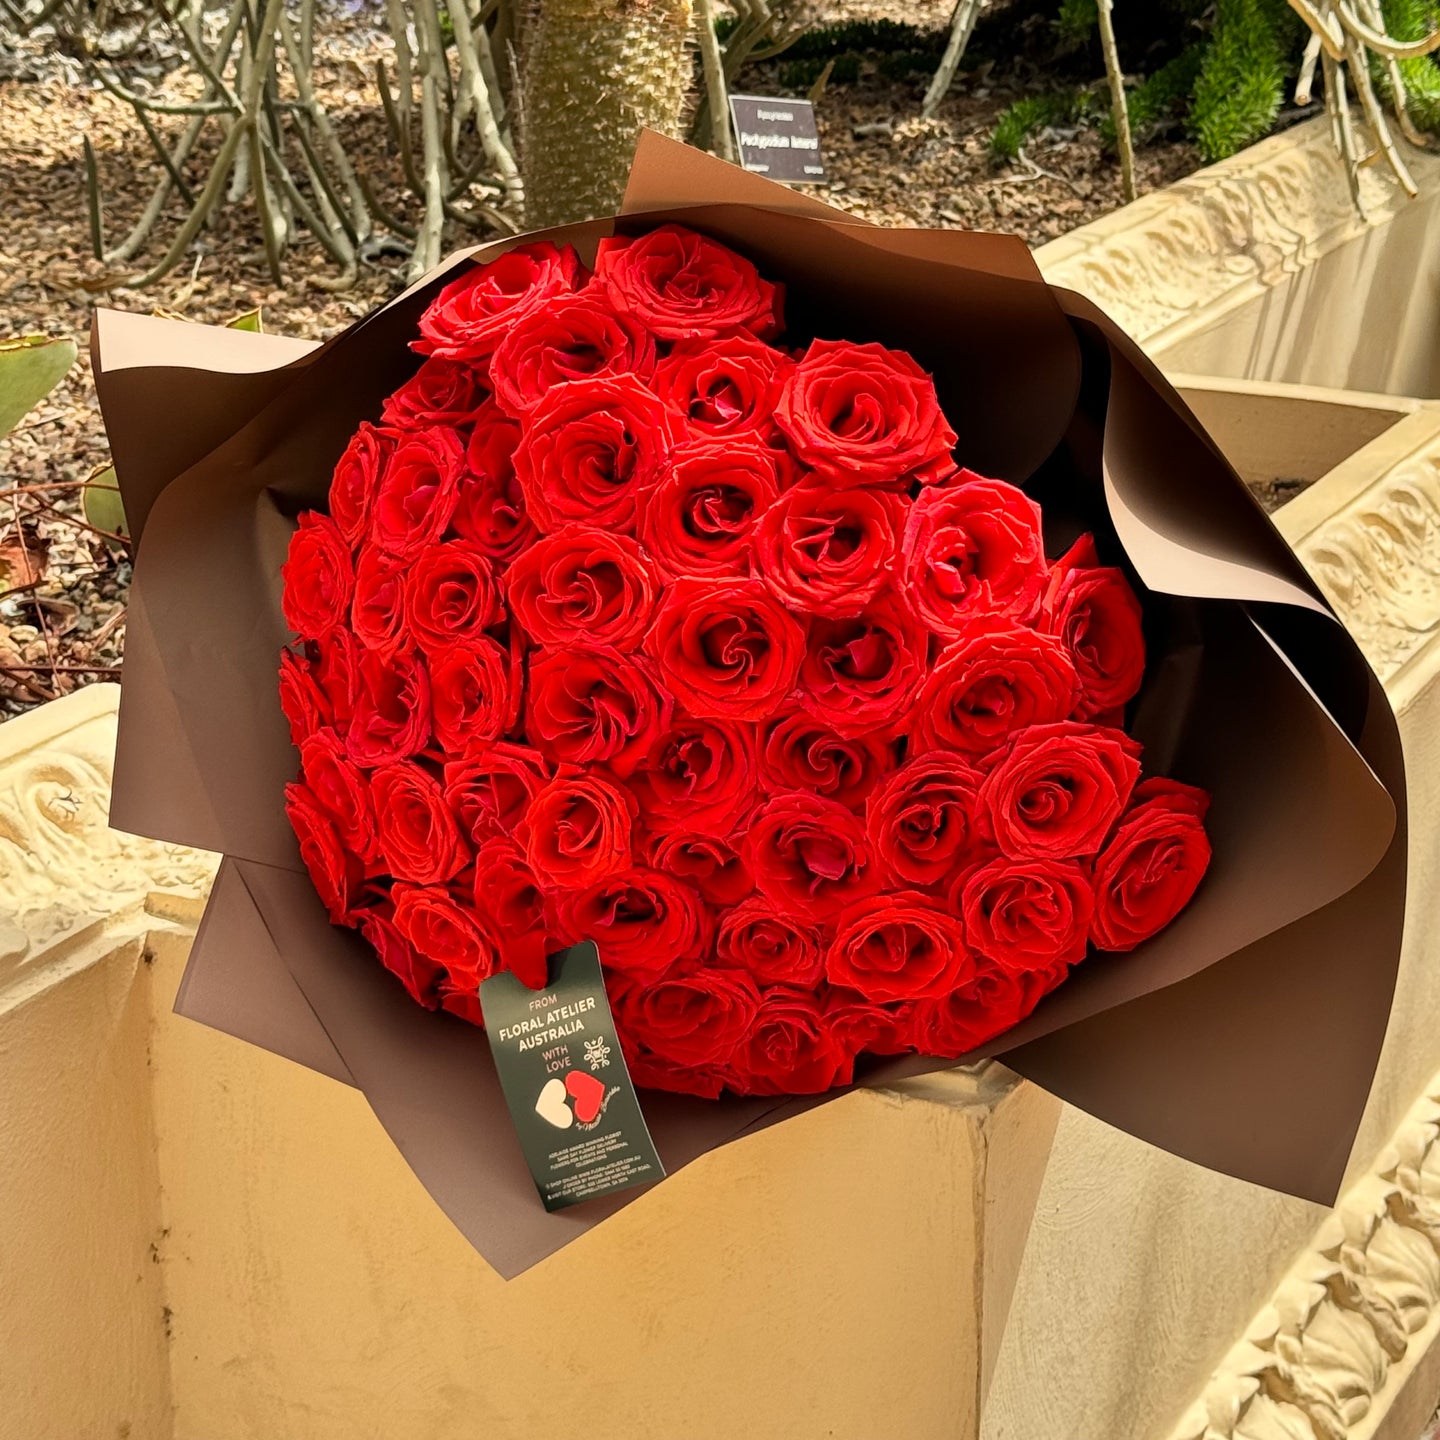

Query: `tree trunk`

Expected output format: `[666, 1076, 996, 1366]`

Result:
[519, 0, 695, 229]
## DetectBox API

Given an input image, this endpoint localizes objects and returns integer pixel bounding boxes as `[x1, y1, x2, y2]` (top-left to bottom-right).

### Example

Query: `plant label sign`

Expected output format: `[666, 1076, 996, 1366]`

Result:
[729, 95, 828, 184]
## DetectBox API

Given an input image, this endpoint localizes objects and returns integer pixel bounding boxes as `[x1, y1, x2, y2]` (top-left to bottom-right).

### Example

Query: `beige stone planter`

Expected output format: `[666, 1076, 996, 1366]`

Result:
[3, 115, 1440, 1440]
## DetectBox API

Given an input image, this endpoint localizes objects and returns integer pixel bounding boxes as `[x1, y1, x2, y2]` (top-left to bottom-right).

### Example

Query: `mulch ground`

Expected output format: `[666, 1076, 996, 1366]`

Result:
[0, 3, 1200, 716]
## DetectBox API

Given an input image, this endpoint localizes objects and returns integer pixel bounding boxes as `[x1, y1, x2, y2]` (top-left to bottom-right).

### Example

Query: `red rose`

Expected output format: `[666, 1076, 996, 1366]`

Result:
[278, 648, 329, 747]
[611, 968, 760, 1069]
[359, 908, 443, 1009]
[556, 867, 708, 976]
[472, 837, 553, 988]
[652, 332, 793, 439]
[913, 623, 1079, 757]
[505, 525, 657, 651]
[371, 426, 465, 559]
[716, 897, 822, 987]
[775, 338, 956, 487]
[351, 545, 409, 658]
[515, 770, 635, 889]
[453, 403, 534, 566]
[978, 721, 1141, 860]
[281, 513, 353, 641]
[746, 792, 876, 922]
[429, 637, 517, 753]
[382, 356, 489, 429]
[415, 242, 583, 362]
[824, 989, 913, 1058]
[1040, 535, 1147, 720]
[649, 832, 752, 906]
[328, 421, 392, 547]
[906, 965, 1061, 1059]
[391, 882, 500, 987]
[370, 761, 468, 885]
[631, 716, 757, 834]
[513, 374, 682, 534]
[646, 576, 805, 722]
[825, 891, 972, 1003]
[796, 595, 928, 738]
[593, 224, 782, 341]
[345, 649, 431, 767]
[956, 856, 1093, 973]
[637, 440, 784, 579]
[755, 482, 905, 618]
[525, 645, 671, 777]
[297, 728, 377, 862]
[729, 988, 850, 1095]
[443, 742, 550, 845]
[285, 780, 362, 921]
[489, 293, 657, 415]
[866, 752, 984, 888]
[901, 473, 1048, 635]
[404, 540, 502, 652]
[1090, 778, 1212, 951]
[315, 631, 361, 729]
[625, 1047, 727, 1100]
[759, 712, 894, 810]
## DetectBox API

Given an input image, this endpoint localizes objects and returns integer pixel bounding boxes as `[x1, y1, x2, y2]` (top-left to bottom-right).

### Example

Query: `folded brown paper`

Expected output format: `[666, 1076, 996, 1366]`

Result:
[94, 133, 1405, 1277]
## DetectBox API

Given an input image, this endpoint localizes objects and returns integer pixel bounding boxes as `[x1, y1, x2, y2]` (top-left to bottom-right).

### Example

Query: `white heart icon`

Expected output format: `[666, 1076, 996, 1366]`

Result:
[534, 1077, 574, 1129]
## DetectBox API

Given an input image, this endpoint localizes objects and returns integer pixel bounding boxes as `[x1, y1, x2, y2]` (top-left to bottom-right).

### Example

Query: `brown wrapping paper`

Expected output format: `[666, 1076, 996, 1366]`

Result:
[93, 133, 1405, 1278]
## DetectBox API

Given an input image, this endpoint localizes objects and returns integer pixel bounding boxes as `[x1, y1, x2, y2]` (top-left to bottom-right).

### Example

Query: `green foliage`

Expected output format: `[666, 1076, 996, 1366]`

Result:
[0, 335, 76, 441]
[82, 466, 127, 543]
[990, 90, 1091, 160]
[1052, 0, 1097, 53]
[1380, 0, 1440, 133]
[1188, 0, 1300, 161]
[1101, 45, 1204, 145]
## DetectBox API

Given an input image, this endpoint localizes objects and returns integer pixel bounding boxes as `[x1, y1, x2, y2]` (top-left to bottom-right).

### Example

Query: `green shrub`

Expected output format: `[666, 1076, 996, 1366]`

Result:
[1380, 0, 1440, 132]
[1188, 0, 1300, 161]
[990, 90, 1090, 159]
[1101, 45, 1204, 145]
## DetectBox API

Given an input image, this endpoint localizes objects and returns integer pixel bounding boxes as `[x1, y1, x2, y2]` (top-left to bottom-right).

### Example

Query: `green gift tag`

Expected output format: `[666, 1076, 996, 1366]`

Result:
[479, 942, 665, 1211]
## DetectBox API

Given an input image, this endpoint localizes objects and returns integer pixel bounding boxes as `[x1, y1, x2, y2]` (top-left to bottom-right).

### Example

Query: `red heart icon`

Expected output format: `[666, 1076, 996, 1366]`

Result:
[565, 1069, 606, 1124]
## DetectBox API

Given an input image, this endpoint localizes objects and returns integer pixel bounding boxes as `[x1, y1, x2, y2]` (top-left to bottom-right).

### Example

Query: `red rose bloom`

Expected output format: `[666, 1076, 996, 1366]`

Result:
[746, 792, 876, 921]
[405, 540, 502, 652]
[1090, 778, 1212, 951]
[444, 742, 549, 845]
[346, 649, 431, 767]
[370, 761, 467, 885]
[1040, 535, 1147, 720]
[759, 713, 894, 810]
[631, 716, 757, 835]
[556, 867, 708, 976]
[797, 595, 928, 738]
[646, 576, 805, 722]
[866, 752, 984, 888]
[637, 441, 785, 578]
[957, 856, 1093, 973]
[913, 623, 1079, 757]
[382, 356, 489, 429]
[281, 513, 353, 641]
[429, 637, 516, 753]
[328, 421, 391, 547]
[649, 832, 752, 906]
[901, 473, 1048, 635]
[825, 989, 912, 1058]
[390, 882, 500, 985]
[298, 728, 376, 862]
[489, 293, 656, 415]
[978, 721, 1142, 860]
[776, 339, 956, 487]
[825, 891, 972, 1003]
[729, 988, 851, 1095]
[716, 897, 822, 987]
[625, 1047, 728, 1100]
[351, 545, 409, 658]
[611, 968, 761, 1069]
[454, 403, 534, 565]
[516, 770, 635, 890]
[525, 645, 670, 777]
[505, 525, 657, 651]
[906, 965, 1062, 1059]
[593, 224, 782, 341]
[285, 780, 362, 921]
[360, 908, 443, 1009]
[513, 373, 682, 534]
[371, 426, 465, 559]
[653, 332, 793, 439]
[755, 482, 905, 618]
[278, 648, 329, 747]
[472, 837, 553, 988]
[415, 241, 583, 362]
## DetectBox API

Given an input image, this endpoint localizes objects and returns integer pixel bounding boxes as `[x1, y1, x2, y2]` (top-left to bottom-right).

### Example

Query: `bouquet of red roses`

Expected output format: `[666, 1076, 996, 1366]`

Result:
[277, 223, 1213, 1101]
[94, 134, 1403, 1275]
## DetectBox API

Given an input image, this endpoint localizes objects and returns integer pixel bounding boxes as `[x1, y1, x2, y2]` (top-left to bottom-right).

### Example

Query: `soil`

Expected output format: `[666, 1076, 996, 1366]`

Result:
[0, 2, 1203, 716]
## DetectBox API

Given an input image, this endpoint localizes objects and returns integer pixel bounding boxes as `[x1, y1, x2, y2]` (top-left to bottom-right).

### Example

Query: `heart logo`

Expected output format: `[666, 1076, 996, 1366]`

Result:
[565, 1069, 607, 1124]
[534, 1077, 574, 1129]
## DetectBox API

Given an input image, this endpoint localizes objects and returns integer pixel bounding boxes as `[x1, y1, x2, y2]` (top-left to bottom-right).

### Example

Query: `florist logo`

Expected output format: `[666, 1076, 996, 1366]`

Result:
[534, 1070, 615, 1130]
